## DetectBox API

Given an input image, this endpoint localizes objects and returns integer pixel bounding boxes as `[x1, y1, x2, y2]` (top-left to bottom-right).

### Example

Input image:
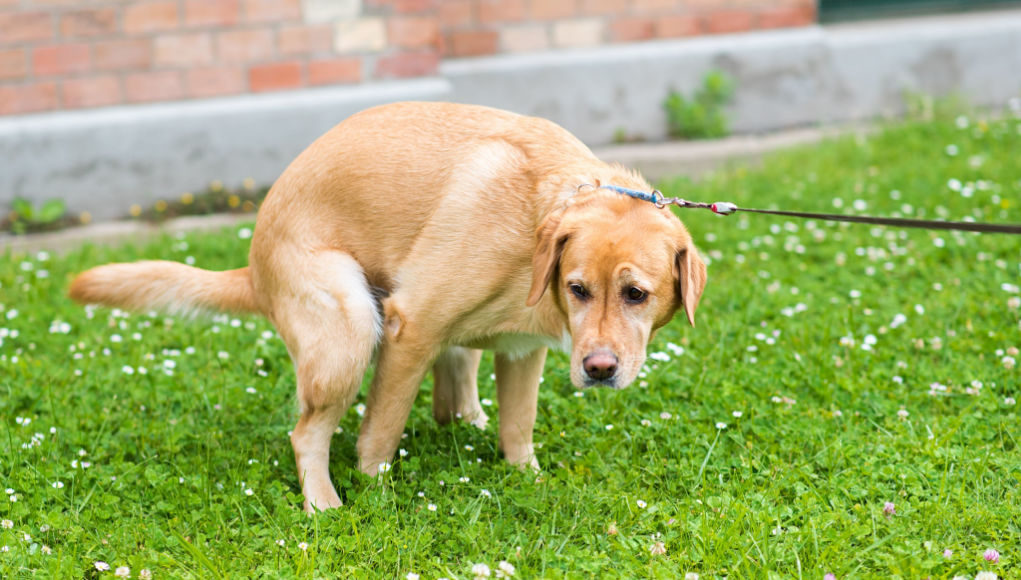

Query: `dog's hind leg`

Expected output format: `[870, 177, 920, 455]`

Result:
[266, 252, 380, 512]
[432, 347, 488, 430]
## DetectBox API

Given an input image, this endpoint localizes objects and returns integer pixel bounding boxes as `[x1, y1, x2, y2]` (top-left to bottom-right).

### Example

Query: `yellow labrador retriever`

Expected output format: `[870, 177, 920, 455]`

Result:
[69, 102, 706, 512]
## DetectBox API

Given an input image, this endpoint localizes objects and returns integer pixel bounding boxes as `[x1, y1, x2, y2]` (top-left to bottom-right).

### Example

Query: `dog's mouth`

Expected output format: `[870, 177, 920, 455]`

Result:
[581, 376, 622, 389]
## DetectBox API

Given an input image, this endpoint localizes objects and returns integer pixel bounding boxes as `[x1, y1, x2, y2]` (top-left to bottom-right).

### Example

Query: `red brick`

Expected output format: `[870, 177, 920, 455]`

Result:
[445, 30, 497, 57]
[61, 75, 121, 109]
[32, 43, 90, 76]
[610, 17, 654, 42]
[704, 10, 754, 34]
[656, 14, 699, 38]
[277, 24, 333, 56]
[186, 65, 245, 98]
[581, 0, 630, 15]
[393, 0, 435, 13]
[124, 70, 183, 103]
[387, 16, 439, 49]
[124, 2, 179, 35]
[185, 0, 240, 27]
[93, 39, 151, 71]
[0, 48, 27, 81]
[438, 0, 473, 29]
[248, 61, 302, 92]
[375, 51, 438, 79]
[758, 6, 815, 29]
[529, 0, 576, 20]
[631, 0, 676, 13]
[308, 57, 361, 86]
[217, 28, 274, 63]
[154, 32, 214, 67]
[478, 0, 525, 22]
[60, 8, 117, 39]
[0, 82, 58, 115]
[243, 0, 301, 24]
[0, 12, 53, 45]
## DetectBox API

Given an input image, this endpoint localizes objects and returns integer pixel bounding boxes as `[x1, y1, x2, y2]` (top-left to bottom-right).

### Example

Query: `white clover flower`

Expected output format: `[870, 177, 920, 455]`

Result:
[649, 541, 667, 555]
[716, 422, 727, 430]
[115, 566, 131, 578]
[139, 571, 151, 580]
[407, 574, 420, 580]
[472, 563, 491, 578]
[496, 560, 516, 577]
[897, 409, 909, 420]
[659, 412, 672, 420]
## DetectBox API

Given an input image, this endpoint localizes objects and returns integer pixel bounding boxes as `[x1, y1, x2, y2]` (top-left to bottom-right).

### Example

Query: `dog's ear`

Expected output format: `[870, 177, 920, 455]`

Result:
[675, 244, 707, 327]
[527, 214, 570, 306]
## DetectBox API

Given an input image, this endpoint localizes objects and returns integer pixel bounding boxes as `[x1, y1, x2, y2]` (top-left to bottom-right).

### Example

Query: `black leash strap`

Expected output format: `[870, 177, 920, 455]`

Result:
[733, 207, 1021, 234]
[592, 184, 1021, 235]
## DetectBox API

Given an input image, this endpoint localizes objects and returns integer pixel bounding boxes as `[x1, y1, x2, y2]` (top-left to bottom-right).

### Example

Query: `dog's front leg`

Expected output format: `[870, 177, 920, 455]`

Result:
[356, 335, 438, 476]
[494, 347, 548, 471]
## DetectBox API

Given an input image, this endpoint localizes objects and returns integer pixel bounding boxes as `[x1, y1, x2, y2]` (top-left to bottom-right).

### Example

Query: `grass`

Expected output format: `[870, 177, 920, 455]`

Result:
[2, 106, 1020, 579]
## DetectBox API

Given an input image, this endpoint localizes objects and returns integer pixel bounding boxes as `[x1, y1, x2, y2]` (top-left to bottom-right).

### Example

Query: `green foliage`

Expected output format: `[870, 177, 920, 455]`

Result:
[1, 110, 1020, 578]
[6, 198, 67, 235]
[663, 71, 735, 140]
[137, 180, 268, 223]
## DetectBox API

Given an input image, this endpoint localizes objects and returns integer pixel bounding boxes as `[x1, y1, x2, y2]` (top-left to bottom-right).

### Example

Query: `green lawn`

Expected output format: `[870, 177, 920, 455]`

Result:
[2, 107, 1019, 579]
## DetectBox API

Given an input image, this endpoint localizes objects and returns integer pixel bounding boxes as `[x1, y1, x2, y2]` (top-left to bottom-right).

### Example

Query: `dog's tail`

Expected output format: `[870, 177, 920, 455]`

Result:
[68, 261, 259, 317]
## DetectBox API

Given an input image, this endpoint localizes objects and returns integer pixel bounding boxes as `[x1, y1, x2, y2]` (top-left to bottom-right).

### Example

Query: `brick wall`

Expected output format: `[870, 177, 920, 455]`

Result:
[0, 0, 816, 116]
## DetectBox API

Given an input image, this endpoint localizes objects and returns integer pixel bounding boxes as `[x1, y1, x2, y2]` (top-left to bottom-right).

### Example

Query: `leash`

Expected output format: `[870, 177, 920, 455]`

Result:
[592, 184, 1021, 235]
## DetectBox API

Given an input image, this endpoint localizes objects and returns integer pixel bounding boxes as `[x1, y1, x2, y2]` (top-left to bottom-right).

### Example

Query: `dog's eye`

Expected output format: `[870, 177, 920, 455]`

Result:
[569, 283, 590, 300]
[625, 287, 647, 304]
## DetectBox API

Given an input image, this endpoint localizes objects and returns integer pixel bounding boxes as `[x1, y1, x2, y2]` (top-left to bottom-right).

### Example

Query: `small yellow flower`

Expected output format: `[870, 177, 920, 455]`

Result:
[181, 192, 194, 205]
[129, 204, 142, 217]
[227, 195, 241, 208]
[243, 177, 256, 191]
[210, 180, 224, 192]
[154, 200, 167, 212]
[79, 211, 92, 224]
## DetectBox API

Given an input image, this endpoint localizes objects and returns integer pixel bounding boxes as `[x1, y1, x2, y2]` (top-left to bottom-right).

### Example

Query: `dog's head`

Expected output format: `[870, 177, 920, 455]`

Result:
[527, 188, 706, 389]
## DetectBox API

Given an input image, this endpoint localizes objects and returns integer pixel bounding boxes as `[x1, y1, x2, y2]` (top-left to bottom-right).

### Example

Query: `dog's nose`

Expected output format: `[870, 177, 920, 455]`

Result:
[583, 350, 618, 381]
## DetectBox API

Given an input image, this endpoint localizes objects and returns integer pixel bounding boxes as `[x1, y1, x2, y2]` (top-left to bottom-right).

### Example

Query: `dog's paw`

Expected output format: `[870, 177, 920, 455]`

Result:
[468, 409, 490, 431]
[504, 444, 540, 473]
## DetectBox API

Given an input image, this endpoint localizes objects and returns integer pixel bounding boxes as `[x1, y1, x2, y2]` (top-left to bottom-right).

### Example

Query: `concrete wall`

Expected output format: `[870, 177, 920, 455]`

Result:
[1, 9, 1020, 221]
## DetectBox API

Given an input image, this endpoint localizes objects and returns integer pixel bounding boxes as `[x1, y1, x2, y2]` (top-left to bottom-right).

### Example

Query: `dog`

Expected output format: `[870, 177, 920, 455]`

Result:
[69, 102, 707, 512]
